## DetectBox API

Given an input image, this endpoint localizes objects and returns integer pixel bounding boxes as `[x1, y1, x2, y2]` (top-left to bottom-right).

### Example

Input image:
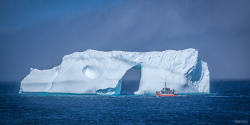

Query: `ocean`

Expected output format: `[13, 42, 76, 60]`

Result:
[0, 80, 249, 124]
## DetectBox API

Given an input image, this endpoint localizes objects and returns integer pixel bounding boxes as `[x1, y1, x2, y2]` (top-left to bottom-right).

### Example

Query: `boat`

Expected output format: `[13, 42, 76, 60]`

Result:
[156, 82, 178, 96]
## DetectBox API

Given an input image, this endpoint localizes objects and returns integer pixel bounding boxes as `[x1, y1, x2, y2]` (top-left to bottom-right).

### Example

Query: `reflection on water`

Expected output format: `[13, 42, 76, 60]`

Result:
[1, 80, 250, 124]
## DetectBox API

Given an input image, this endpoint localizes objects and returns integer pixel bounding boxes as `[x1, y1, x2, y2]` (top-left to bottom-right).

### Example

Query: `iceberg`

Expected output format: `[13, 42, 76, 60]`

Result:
[20, 48, 210, 95]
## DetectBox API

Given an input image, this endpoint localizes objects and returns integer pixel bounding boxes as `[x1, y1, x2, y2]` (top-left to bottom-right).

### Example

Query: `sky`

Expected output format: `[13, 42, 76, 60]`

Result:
[0, 0, 250, 81]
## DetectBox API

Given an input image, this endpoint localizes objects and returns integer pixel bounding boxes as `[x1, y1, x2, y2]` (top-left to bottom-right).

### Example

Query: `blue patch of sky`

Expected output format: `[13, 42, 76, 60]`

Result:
[0, 0, 125, 32]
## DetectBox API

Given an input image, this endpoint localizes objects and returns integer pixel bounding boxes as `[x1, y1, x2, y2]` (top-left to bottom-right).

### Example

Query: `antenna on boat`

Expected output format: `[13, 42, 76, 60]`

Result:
[165, 75, 166, 88]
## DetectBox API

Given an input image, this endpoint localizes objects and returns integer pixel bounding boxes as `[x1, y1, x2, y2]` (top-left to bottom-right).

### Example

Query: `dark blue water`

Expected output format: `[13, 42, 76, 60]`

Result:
[1, 80, 250, 124]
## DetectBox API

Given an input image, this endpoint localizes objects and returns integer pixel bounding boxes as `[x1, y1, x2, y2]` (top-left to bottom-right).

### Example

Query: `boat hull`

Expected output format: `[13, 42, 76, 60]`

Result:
[156, 92, 178, 96]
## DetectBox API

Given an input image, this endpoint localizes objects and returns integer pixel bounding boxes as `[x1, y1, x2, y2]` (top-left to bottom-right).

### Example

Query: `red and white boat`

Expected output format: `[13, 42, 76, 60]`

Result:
[156, 92, 178, 96]
[156, 82, 178, 96]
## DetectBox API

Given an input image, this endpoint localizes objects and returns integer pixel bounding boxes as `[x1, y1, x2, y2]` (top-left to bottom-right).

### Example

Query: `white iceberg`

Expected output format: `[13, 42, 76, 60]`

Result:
[20, 48, 210, 95]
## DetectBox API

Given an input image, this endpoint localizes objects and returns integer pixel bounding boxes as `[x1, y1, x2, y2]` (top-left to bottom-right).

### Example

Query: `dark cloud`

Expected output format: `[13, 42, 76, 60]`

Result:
[0, 0, 250, 81]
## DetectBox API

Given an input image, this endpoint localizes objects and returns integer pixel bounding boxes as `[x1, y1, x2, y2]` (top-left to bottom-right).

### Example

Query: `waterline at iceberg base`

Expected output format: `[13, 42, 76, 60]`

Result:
[20, 48, 210, 95]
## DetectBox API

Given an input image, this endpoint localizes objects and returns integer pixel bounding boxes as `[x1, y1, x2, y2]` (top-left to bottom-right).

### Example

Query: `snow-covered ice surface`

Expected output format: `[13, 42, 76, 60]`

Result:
[20, 48, 210, 95]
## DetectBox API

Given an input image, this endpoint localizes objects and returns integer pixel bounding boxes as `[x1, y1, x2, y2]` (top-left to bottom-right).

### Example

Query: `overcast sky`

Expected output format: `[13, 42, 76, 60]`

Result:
[0, 0, 250, 81]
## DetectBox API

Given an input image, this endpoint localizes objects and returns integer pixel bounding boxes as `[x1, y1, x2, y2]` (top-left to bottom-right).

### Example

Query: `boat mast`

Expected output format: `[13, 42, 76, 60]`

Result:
[164, 75, 166, 88]
[164, 76, 166, 89]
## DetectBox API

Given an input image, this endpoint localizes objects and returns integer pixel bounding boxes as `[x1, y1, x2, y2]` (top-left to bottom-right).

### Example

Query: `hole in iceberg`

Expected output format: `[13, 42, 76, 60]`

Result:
[120, 66, 141, 95]
[82, 65, 103, 79]
[95, 65, 141, 95]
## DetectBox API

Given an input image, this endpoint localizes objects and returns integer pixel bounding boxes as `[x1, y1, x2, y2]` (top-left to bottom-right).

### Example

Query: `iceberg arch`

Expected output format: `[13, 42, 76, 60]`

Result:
[20, 48, 210, 94]
[120, 67, 141, 95]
